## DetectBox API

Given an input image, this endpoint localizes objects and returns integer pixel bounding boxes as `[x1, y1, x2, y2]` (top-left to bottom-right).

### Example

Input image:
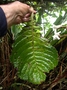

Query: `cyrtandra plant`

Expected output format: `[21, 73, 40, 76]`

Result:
[10, 12, 58, 84]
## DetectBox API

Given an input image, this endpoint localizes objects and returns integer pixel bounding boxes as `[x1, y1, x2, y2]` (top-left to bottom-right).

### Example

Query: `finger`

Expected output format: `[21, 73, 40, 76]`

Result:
[24, 13, 31, 18]
[29, 7, 36, 14]
[22, 17, 30, 22]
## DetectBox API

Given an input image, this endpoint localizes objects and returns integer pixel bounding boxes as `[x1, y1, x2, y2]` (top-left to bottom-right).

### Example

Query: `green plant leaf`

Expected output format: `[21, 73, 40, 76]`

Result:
[10, 24, 58, 84]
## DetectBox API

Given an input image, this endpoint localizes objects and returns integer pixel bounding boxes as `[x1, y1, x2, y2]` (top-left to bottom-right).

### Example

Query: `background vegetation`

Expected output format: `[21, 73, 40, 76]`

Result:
[0, 0, 67, 90]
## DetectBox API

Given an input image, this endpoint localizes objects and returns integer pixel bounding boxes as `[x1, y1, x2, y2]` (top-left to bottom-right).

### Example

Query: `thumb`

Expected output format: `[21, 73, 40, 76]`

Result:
[29, 7, 36, 14]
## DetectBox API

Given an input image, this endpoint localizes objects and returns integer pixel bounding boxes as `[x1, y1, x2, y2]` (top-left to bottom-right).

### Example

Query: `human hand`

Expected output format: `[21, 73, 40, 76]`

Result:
[0, 1, 36, 28]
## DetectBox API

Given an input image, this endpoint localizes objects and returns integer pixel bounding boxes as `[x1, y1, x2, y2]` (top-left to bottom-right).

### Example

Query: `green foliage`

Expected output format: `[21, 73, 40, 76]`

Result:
[10, 20, 58, 84]
[11, 24, 25, 39]
[10, 2, 67, 84]
[10, 0, 67, 85]
[54, 15, 63, 25]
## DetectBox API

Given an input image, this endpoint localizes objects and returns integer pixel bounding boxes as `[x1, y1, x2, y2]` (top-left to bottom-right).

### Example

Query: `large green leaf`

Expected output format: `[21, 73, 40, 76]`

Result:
[10, 25, 58, 84]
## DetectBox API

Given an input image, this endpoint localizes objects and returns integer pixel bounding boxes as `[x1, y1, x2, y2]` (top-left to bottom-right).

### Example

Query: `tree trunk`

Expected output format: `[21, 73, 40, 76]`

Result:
[0, 35, 15, 89]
